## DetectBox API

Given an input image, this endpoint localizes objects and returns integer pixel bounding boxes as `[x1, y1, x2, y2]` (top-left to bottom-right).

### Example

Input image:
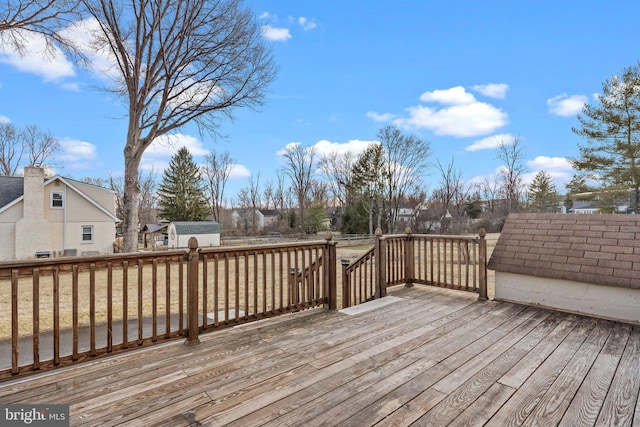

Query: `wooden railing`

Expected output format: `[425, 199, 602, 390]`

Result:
[0, 234, 337, 381]
[341, 228, 487, 308]
[0, 229, 485, 380]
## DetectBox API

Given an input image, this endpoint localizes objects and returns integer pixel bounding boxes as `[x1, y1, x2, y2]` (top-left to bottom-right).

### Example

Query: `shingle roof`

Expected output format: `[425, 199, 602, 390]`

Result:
[487, 213, 640, 290]
[0, 176, 24, 209]
[172, 221, 221, 235]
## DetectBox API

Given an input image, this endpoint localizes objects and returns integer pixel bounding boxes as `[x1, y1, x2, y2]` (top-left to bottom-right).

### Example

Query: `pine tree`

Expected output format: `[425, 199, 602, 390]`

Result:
[527, 171, 560, 212]
[157, 147, 209, 221]
[572, 62, 640, 212]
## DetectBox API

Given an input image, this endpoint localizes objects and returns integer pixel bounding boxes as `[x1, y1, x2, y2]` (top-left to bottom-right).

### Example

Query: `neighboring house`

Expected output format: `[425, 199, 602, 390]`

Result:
[231, 209, 281, 231]
[167, 221, 221, 248]
[0, 166, 119, 260]
[567, 200, 599, 214]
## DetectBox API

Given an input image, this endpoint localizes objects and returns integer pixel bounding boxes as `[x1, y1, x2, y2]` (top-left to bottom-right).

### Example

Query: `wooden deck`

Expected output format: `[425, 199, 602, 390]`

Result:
[0, 285, 639, 426]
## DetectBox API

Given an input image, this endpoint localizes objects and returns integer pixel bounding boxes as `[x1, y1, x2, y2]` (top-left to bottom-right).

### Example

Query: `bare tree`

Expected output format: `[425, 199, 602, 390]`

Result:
[262, 179, 274, 210]
[378, 125, 431, 233]
[431, 158, 469, 219]
[281, 143, 317, 232]
[319, 151, 356, 207]
[479, 174, 502, 214]
[0, 122, 60, 175]
[0, 0, 83, 57]
[201, 150, 234, 222]
[22, 124, 60, 169]
[108, 168, 157, 227]
[0, 122, 22, 175]
[83, 0, 276, 251]
[247, 173, 261, 234]
[496, 136, 526, 213]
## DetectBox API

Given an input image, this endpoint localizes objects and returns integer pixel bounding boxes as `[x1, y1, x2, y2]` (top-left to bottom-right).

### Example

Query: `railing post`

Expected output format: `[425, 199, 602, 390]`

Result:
[185, 237, 200, 345]
[375, 228, 386, 298]
[341, 259, 351, 308]
[404, 227, 414, 288]
[478, 228, 488, 301]
[325, 231, 338, 309]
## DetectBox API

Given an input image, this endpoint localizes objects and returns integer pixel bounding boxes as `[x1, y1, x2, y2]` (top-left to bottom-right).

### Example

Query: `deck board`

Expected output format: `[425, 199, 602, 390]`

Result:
[0, 284, 638, 426]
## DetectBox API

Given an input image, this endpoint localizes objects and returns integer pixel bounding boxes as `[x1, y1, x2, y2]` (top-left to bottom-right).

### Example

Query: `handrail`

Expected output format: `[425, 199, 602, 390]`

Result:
[0, 234, 337, 381]
[340, 228, 488, 308]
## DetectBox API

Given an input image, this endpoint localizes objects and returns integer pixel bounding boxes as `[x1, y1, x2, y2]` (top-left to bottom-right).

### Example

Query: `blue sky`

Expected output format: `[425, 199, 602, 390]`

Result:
[1, 0, 639, 202]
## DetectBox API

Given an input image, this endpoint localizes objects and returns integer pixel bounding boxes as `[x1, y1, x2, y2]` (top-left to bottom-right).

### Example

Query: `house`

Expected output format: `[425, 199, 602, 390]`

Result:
[567, 200, 599, 214]
[0, 166, 119, 260]
[231, 209, 281, 231]
[166, 221, 221, 248]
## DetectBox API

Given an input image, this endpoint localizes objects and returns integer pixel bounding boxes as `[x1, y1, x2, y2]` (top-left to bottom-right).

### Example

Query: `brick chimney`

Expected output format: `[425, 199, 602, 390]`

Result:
[15, 166, 51, 259]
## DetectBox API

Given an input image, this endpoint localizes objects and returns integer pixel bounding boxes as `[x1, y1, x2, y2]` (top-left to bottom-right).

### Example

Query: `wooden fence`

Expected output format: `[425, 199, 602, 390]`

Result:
[341, 229, 487, 308]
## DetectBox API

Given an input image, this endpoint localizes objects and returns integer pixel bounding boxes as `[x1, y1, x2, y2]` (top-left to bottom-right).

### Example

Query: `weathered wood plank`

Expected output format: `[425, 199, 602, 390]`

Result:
[497, 313, 582, 389]
[558, 323, 632, 427]
[485, 317, 597, 427]
[448, 383, 517, 427]
[595, 324, 640, 427]
[0, 286, 637, 427]
[521, 319, 612, 426]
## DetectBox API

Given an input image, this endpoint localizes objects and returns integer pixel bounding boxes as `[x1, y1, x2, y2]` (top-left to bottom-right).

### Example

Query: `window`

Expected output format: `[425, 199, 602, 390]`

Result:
[82, 226, 94, 242]
[51, 191, 64, 209]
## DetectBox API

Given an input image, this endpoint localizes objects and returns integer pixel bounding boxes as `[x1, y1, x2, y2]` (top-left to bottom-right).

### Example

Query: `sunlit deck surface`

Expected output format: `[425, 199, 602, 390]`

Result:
[1, 285, 639, 426]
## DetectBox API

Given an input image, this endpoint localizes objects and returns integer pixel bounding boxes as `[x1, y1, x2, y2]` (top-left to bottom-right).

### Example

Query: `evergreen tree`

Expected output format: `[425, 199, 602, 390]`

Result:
[572, 62, 640, 212]
[350, 143, 386, 235]
[157, 147, 209, 221]
[527, 170, 561, 212]
[565, 173, 593, 196]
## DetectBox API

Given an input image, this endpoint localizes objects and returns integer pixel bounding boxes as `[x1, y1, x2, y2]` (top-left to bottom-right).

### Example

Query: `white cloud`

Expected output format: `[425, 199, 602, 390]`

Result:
[59, 138, 99, 170]
[277, 139, 375, 159]
[298, 17, 317, 31]
[465, 133, 516, 152]
[0, 115, 10, 123]
[312, 139, 376, 156]
[141, 133, 209, 172]
[471, 83, 509, 99]
[0, 30, 75, 81]
[366, 111, 398, 122]
[145, 134, 209, 159]
[230, 164, 251, 179]
[261, 25, 292, 42]
[526, 155, 572, 172]
[547, 93, 588, 117]
[394, 101, 508, 137]
[371, 86, 508, 138]
[419, 86, 476, 105]
[523, 156, 574, 188]
[59, 18, 121, 82]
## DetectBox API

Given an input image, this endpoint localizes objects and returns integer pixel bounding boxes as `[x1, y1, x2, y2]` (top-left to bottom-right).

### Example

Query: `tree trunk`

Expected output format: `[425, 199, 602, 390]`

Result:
[122, 143, 142, 253]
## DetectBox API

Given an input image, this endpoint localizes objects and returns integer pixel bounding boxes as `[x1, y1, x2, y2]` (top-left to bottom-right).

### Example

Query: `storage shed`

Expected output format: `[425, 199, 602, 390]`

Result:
[488, 213, 640, 324]
[167, 221, 221, 248]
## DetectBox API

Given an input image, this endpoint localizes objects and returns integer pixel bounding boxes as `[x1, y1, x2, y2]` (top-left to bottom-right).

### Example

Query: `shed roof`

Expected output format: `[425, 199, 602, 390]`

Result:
[142, 223, 168, 233]
[171, 221, 221, 235]
[487, 213, 640, 290]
